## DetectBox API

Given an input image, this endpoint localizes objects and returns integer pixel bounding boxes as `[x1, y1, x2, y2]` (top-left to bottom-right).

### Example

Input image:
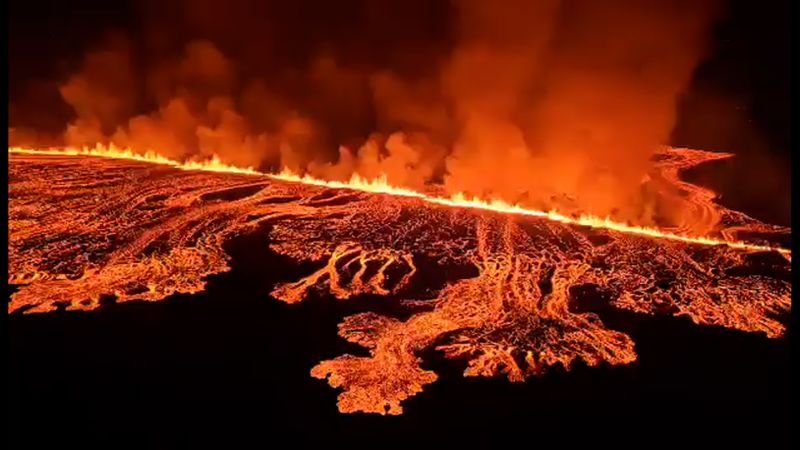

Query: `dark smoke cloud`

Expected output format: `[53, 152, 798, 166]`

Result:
[10, 0, 724, 222]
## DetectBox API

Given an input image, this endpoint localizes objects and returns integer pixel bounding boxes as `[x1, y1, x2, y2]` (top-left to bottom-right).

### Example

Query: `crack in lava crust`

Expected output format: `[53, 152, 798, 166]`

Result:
[8, 151, 791, 415]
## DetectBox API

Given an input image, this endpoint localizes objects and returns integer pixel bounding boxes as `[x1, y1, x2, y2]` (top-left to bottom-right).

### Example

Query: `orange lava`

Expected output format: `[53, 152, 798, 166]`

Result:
[8, 145, 790, 256]
[7, 147, 791, 415]
[9, 144, 261, 175]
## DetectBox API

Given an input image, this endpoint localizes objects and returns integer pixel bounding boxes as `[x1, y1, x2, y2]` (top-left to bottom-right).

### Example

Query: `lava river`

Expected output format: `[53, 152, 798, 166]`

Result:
[8, 149, 791, 415]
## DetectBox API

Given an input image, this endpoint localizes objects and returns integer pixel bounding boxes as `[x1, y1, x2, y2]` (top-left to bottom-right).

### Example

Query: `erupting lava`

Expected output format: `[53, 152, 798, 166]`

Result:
[8, 145, 790, 255]
[8, 146, 791, 415]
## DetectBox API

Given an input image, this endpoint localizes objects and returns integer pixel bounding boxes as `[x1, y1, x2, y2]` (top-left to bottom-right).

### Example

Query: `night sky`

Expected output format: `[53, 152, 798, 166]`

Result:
[9, 0, 790, 154]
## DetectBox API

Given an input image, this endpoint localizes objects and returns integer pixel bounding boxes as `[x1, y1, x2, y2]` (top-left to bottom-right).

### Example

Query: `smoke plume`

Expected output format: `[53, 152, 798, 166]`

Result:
[10, 0, 723, 223]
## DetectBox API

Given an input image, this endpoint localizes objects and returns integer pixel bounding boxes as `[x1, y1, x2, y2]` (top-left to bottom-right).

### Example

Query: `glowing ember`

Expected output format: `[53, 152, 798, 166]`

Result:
[8, 147, 790, 415]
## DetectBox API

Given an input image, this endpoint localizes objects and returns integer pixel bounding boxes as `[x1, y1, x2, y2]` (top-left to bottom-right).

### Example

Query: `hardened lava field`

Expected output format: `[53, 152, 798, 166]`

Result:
[8, 149, 791, 415]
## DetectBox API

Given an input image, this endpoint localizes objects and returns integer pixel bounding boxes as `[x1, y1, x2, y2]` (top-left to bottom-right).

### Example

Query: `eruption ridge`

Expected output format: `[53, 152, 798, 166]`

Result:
[8, 148, 791, 415]
[9, 145, 791, 256]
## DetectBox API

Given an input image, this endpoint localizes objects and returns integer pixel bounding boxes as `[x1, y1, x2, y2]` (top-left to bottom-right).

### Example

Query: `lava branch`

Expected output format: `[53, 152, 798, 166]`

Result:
[8, 145, 790, 256]
[8, 142, 793, 415]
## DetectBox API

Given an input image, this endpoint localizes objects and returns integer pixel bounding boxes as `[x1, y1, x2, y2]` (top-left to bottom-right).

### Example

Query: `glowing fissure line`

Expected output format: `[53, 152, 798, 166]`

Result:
[8, 145, 790, 256]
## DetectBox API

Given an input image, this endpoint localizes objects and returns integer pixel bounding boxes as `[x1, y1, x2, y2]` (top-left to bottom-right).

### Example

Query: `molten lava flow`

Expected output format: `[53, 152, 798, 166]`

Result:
[8, 145, 791, 256]
[9, 145, 261, 175]
[7, 148, 791, 416]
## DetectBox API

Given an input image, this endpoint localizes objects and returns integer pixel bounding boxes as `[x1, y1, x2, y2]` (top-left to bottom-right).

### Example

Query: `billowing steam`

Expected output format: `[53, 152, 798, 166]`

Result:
[10, 0, 722, 222]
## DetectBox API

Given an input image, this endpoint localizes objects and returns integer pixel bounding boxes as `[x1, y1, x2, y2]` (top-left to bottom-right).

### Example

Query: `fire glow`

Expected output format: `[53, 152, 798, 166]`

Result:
[8, 145, 790, 257]
[8, 144, 791, 415]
